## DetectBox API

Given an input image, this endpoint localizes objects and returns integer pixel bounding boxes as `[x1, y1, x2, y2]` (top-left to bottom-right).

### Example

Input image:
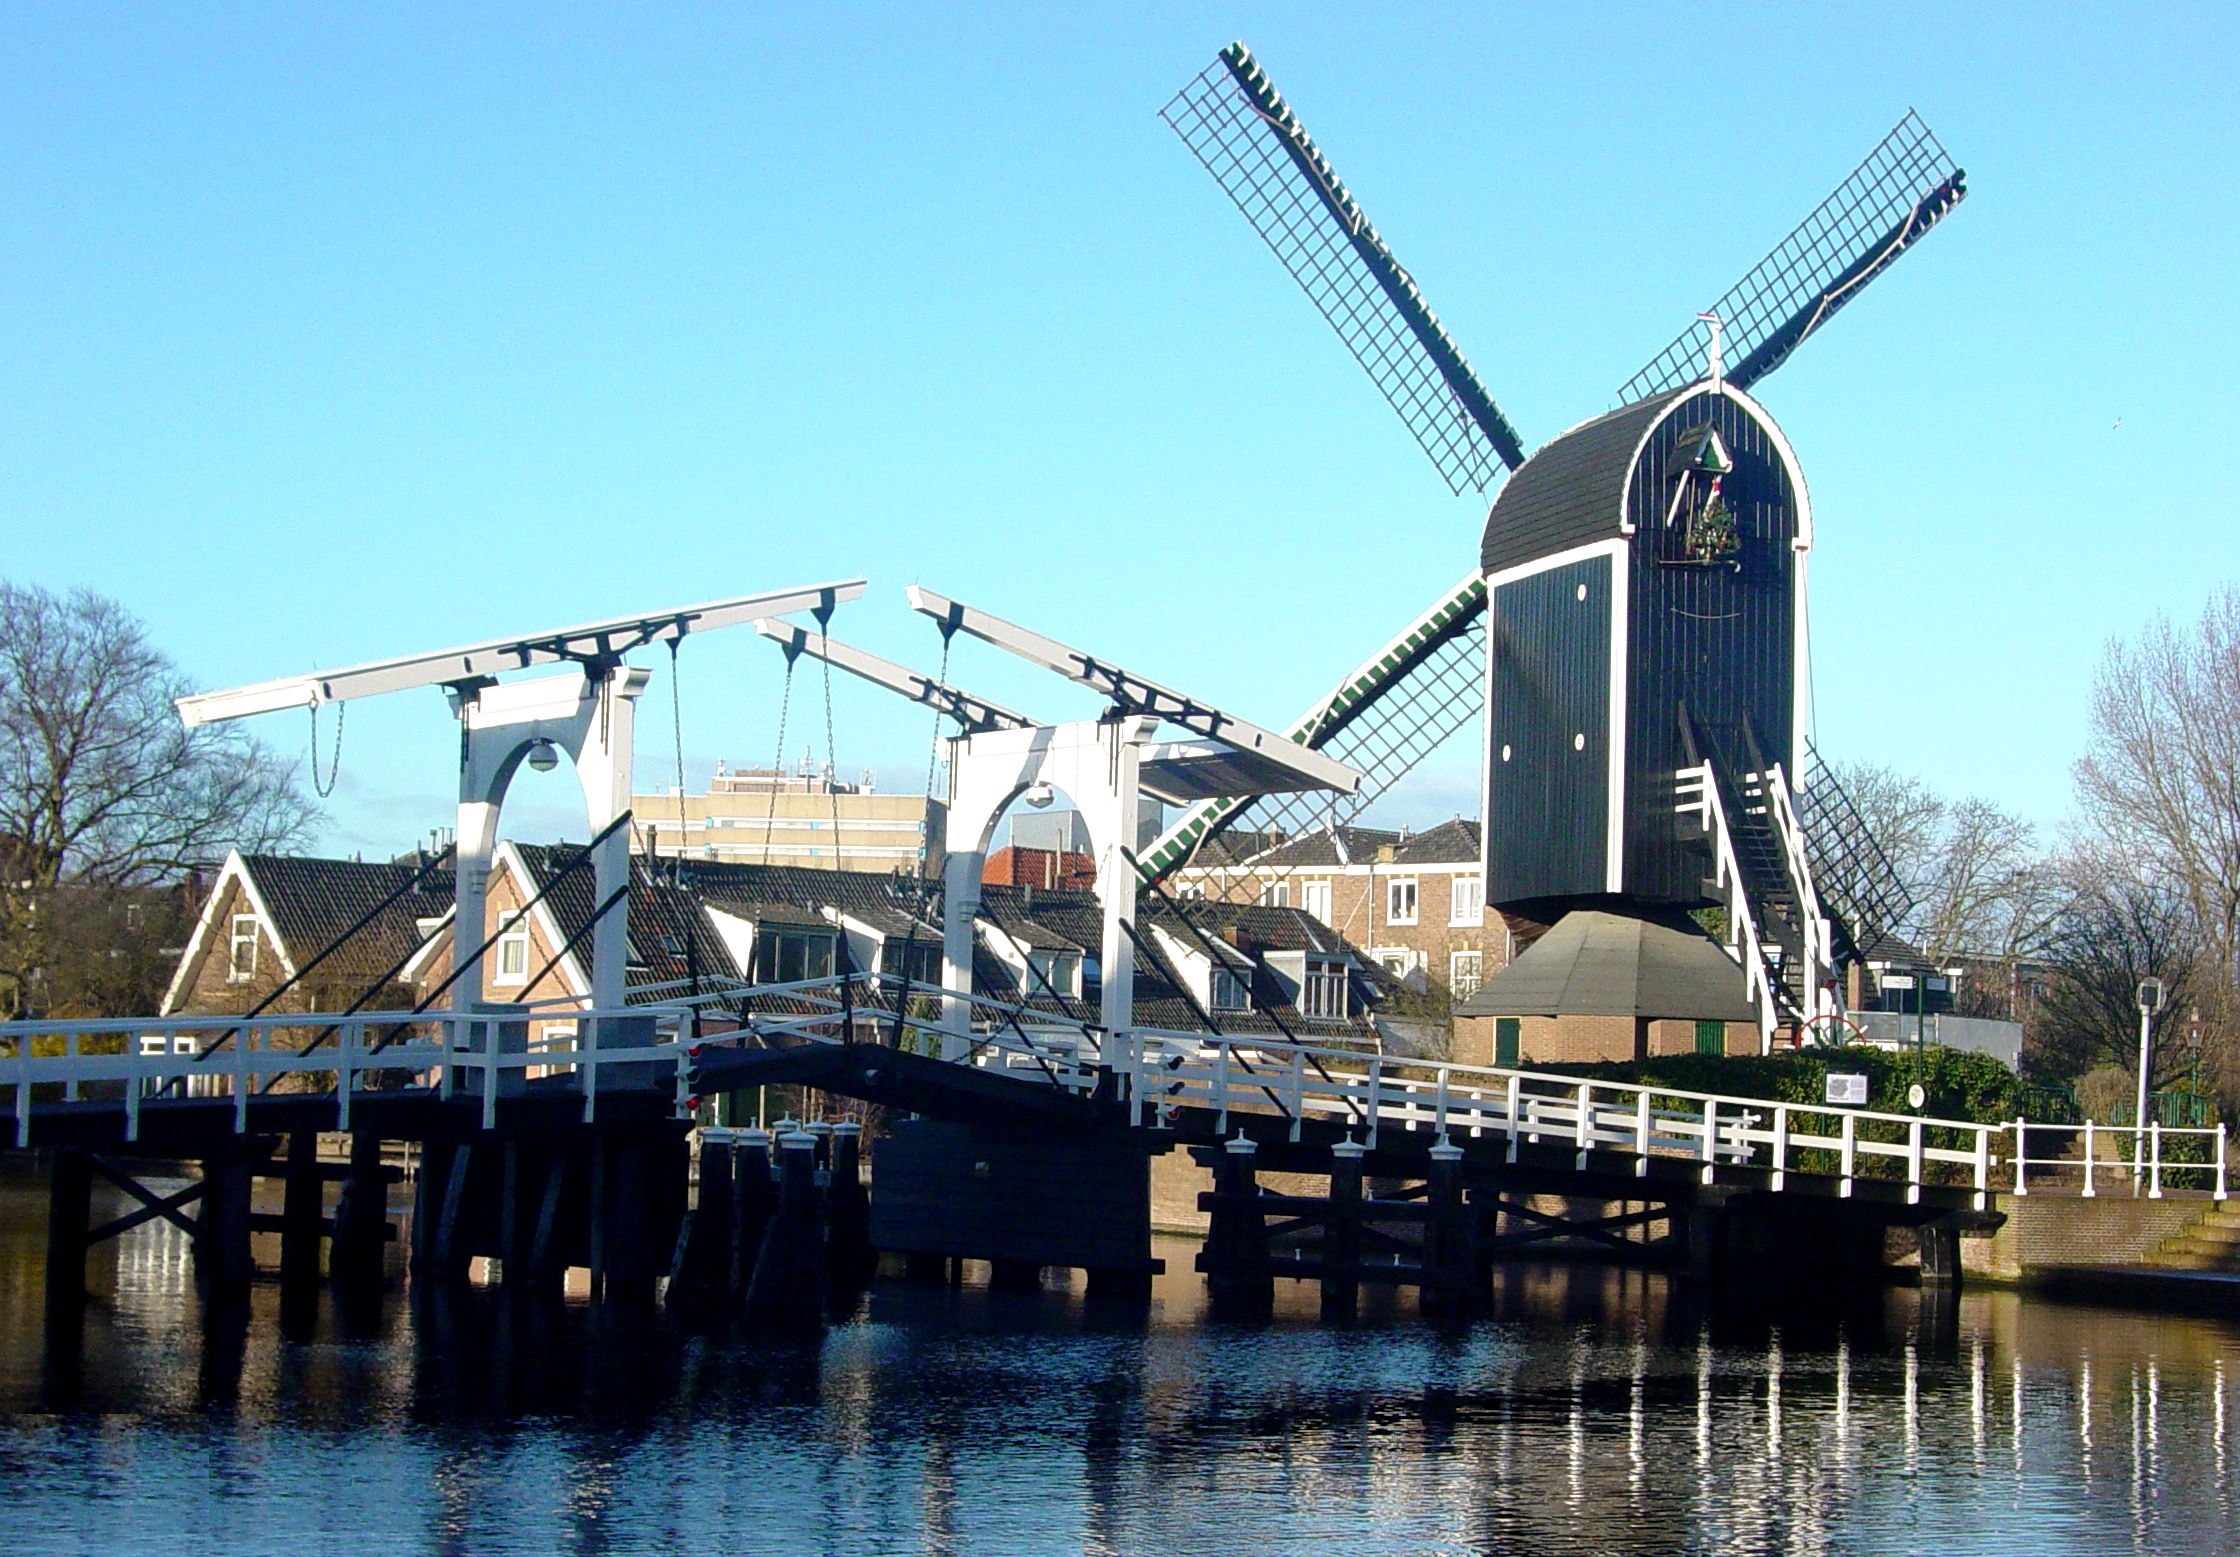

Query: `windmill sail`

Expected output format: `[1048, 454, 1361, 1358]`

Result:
[1164, 42, 1526, 492]
[1141, 574, 1486, 884]
[1618, 111, 1967, 404]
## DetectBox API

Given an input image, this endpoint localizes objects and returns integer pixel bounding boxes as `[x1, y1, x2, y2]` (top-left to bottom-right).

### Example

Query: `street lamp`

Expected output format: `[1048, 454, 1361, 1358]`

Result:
[2132, 976, 2166, 1188]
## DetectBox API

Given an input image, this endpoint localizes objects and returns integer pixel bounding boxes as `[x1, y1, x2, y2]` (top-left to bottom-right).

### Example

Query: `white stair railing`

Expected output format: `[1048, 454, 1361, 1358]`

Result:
[1745, 762, 1837, 1024]
[1675, 762, 1781, 1049]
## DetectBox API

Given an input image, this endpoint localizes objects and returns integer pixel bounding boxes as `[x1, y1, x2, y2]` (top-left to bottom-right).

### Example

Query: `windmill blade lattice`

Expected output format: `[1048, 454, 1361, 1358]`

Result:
[1618, 111, 1967, 403]
[1164, 42, 1526, 493]
[1141, 575, 1486, 885]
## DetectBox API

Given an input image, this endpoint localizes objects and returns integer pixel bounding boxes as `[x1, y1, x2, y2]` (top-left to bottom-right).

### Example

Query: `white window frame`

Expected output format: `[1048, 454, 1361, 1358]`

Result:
[1450, 876, 1484, 927]
[1027, 949, 1081, 999]
[1386, 877, 1419, 927]
[1300, 879, 1332, 924]
[493, 914, 531, 985]
[227, 913, 260, 983]
[1302, 961, 1348, 1020]
[1450, 950, 1484, 1000]
[1211, 967, 1251, 1012]
[1259, 880, 1290, 909]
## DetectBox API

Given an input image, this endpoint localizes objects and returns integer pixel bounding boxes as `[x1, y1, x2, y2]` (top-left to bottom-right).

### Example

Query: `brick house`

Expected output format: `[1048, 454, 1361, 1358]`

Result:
[163, 850, 450, 1020]
[1169, 819, 1518, 1009]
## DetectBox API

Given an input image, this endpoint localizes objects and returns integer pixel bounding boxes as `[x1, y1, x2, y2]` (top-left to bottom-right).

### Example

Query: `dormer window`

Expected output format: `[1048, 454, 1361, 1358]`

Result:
[1212, 968, 1251, 1012]
[227, 914, 260, 983]
[1026, 949, 1081, 999]
[1302, 959, 1348, 1019]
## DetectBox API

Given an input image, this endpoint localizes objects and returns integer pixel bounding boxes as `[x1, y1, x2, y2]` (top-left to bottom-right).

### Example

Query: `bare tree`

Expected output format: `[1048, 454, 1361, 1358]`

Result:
[2027, 864, 2202, 1088]
[1823, 760, 2057, 961]
[0, 581, 318, 1015]
[2074, 585, 2240, 983]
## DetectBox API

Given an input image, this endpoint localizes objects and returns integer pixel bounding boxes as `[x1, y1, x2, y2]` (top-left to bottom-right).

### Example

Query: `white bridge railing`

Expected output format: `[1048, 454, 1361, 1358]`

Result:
[6, 975, 2228, 1206]
[0, 1004, 699, 1143]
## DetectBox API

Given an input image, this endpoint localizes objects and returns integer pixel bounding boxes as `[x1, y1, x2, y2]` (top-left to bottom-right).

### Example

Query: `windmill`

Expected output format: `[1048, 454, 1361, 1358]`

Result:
[1146, 41, 1965, 1034]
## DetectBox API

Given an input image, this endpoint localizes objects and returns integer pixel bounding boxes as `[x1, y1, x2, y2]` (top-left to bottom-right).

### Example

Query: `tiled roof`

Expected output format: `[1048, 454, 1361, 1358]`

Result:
[238, 853, 453, 981]
[1392, 818, 1482, 867]
[1243, 824, 1402, 869]
[514, 844, 744, 987]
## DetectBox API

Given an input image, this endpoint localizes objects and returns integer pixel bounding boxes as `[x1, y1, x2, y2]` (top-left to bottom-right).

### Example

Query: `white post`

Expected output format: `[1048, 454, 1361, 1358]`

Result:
[1840, 1111, 1856, 1198]
[2133, 1002, 2154, 1189]
[2219, 1123, 2230, 1203]
[2012, 1119, 2028, 1197]
[2149, 1121, 2164, 1199]
[1574, 1081, 1592, 1169]
[1906, 1118, 1923, 1205]
[1635, 1090, 1652, 1177]
[1701, 1098, 1719, 1184]
[1505, 1074, 1522, 1164]
[2083, 1119, 2097, 1198]
[1772, 1105, 1789, 1193]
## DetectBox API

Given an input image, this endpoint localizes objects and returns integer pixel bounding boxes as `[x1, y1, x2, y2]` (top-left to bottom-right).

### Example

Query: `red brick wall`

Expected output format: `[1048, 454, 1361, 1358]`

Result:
[984, 846, 1095, 891]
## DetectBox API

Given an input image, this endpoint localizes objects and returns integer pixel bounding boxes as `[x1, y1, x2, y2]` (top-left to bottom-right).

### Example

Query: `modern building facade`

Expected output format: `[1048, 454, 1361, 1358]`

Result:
[630, 759, 943, 875]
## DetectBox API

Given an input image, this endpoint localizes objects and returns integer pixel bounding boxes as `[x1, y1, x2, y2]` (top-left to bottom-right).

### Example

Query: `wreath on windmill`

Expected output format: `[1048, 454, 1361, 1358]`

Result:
[1685, 481, 1741, 566]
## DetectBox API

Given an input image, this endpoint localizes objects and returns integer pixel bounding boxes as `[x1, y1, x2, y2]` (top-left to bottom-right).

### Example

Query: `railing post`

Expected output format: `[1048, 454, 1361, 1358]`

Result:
[1214, 1042, 1231, 1134]
[1972, 1124, 1990, 1211]
[2218, 1124, 2230, 1203]
[64, 1031, 79, 1103]
[2082, 1120, 2097, 1197]
[338, 1021, 356, 1132]
[2149, 1122, 2164, 1199]
[1906, 1118, 1924, 1205]
[1839, 1111, 1856, 1198]
[15, 1033, 29, 1148]
[233, 1027, 249, 1134]
[2011, 1119, 2028, 1197]
[1288, 1047, 1304, 1142]
[1505, 1074, 1521, 1164]
[1574, 1081, 1592, 1169]
[1701, 1098, 1719, 1185]
[124, 1037, 142, 1143]
[1771, 1104, 1789, 1193]
[1366, 1056, 1382, 1149]
[1634, 1089, 1652, 1178]
[1435, 1068, 1451, 1139]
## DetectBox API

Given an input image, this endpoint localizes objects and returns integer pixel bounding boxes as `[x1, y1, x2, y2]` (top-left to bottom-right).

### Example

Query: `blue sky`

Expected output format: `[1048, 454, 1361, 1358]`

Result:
[4, 3, 2234, 854]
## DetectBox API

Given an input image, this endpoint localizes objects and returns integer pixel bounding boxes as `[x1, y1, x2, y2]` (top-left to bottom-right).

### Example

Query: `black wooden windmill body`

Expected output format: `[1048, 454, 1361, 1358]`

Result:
[1154, 41, 1964, 1033]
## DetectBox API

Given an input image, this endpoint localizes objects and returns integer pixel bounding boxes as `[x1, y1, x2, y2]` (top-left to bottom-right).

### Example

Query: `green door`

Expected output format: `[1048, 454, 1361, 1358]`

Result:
[1496, 1017, 1521, 1067]
[1695, 1019, 1726, 1056]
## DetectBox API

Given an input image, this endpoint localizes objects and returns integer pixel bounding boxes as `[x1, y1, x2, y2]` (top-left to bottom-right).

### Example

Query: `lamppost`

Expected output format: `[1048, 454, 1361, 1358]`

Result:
[2132, 976, 2166, 1188]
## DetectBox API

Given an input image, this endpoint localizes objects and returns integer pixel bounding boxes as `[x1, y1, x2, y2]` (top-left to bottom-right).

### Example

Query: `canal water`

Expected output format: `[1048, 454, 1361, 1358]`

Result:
[2, 1165, 2237, 1555]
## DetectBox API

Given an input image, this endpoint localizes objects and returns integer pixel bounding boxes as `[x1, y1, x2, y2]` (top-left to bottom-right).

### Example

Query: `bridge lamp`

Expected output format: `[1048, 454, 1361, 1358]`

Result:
[526, 738, 560, 774]
[1023, 781, 1056, 809]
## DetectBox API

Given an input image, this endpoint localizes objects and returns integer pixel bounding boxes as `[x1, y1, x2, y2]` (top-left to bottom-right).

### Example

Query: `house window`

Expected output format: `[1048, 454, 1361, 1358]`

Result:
[1259, 880, 1290, 909]
[494, 914, 531, 985]
[756, 928, 837, 985]
[1386, 878, 1418, 926]
[1450, 951, 1484, 1000]
[1300, 879, 1331, 924]
[1450, 876, 1484, 927]
[1212, 968, 1250, 1012]
[1374, 947, 1420, 979]
[1026, 949, 1081, 999]
[227, 914, 259, 983]
[1302, 961, 1348, 1019]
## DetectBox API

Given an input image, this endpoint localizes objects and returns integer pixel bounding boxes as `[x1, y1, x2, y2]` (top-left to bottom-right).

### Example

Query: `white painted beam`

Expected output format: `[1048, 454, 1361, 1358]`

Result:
[904, 585, 1359, 796]
[751, 618, 1032, 735]
[176, 579, 866, 728]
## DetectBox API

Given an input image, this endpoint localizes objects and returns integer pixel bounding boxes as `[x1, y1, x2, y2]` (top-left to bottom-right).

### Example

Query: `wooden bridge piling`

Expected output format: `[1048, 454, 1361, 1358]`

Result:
[743, 1129, 827, 1326]
[1320, 1139, 1365, 1322]
[826, 1122, 875, 1292]
[43, 1148, 92, 1320]
[278, 1133, 325, 1287]
[1202, 1136, 1272, 1320]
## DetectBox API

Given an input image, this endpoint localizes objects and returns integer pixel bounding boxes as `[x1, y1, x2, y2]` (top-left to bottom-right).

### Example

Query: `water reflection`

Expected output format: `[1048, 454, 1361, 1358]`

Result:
[2, 1168, 2239, 1554]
